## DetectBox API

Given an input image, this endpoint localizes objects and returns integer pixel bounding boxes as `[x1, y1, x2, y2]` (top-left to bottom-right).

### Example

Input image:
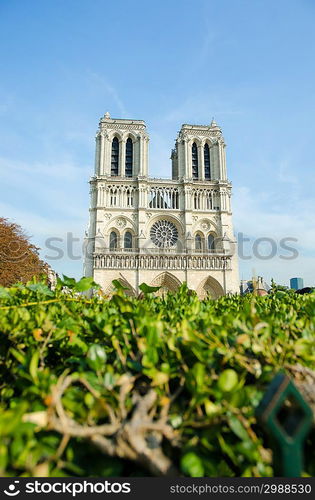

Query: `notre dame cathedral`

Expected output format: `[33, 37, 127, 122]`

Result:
[84, 112, 239, 298]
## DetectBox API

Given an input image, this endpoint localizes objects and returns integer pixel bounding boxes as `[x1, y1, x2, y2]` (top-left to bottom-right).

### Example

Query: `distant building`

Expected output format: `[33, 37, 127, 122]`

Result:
[290, 277, 304, 290]
[296, 287, 313, 295]
[47, 266, 58, 290]
[240, 276, 270, 295]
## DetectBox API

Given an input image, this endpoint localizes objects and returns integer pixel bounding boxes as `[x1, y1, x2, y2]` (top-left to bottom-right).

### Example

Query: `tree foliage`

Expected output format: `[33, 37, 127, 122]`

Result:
[0, 278, 314, 477]
[0, 218, 48, 287]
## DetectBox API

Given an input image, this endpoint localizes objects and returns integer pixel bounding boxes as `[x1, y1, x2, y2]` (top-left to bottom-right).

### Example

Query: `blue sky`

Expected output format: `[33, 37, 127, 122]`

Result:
[1, 0, 315, 286]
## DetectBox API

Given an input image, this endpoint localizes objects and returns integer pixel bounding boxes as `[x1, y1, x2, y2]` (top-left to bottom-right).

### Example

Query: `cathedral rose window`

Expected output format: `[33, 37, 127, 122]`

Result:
[150, 220, 178, 248]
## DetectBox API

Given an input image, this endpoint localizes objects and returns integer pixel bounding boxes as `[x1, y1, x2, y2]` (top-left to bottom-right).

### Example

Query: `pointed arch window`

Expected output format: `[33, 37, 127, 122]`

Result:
[124, 231, 133, 250]
[109, 231, 118, 250]
[125, 138, 133, 177]
[206, 192, 213, 210]
[208, 234, 215, 250]
[192, 142, 198, 179]
[194, 192, 201, 210]
[126, 188, 133, 207]
[111, 137, 119, 176]
[195, 234, 202, 251]
[110, 187, 117, 206]
[204, 143, 211, 180]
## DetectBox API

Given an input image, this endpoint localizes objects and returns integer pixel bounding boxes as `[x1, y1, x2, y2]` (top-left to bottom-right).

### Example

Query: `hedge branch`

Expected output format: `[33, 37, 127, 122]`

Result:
[25, 372, 179, 476]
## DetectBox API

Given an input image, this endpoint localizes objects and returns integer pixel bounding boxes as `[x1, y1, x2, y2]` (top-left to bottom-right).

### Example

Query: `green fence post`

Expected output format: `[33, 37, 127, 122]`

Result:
[256, 373, 313, 477]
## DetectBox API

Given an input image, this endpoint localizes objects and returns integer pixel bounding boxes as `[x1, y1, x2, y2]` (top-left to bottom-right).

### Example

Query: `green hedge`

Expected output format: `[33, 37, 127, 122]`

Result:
[0, 277, 314, 477]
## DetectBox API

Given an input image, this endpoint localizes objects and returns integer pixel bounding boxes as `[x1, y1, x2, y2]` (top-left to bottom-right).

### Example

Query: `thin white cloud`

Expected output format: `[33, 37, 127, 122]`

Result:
[0, 156, 90, 220]
[233, 184, 315, 285]
[163, 94, 243, 124]
[149, 131, 173, 178]
[86, 71, 128, 118]
[0, 156, 86, 180]
[0, 200, 86, 238]
[278, 160, 299, 185]
[233, 185, 315, 248]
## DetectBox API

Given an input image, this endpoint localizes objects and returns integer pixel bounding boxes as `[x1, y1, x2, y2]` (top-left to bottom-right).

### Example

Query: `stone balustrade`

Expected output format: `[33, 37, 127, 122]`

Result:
[94, 252, 231, 271]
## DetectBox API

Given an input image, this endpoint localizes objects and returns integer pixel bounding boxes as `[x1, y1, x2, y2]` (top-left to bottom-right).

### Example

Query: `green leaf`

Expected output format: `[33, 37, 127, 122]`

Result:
[111, 294, 133, 312]
[1, 388, 14, 399]
[29, 351, 39, 383]
[170, 415, 182, 428]
[103, 372, 117, 389]
[228, 415, 250, 441]
[0, 287, 10, 299]
[218, 369, 239, 392]
[192, 362, 206, 390]
[112, 279, 130, 291]
[180, 452, 205, 477]
[142, 347, 159, 366]
[0, 443, 8, 469]
[151, 371, 169, 386]
[59, 275, 77, 288]
[204, 400, 221, 417]
[218, 434, 238, 465]
[10, 347, 26, 365]
[84, 393, 94, 408]
[87, 344, 107, 371]
[139, 283, 161, 294]
[74, 277, 100, 292]
[0, 403, 28, 436]
[26, 283, 54, 296]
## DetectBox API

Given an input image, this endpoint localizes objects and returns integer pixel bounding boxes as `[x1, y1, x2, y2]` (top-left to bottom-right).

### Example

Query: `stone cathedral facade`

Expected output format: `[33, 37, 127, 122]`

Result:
[84, 112, 239, 298]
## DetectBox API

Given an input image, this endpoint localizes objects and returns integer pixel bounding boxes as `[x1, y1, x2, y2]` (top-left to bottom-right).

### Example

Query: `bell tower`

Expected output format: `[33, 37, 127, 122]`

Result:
[94, 111, 149, 178]
[171, 119, 227, 181]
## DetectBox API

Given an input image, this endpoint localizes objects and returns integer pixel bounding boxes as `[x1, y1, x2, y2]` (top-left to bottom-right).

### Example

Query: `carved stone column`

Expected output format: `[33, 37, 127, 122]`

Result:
[119, 139, 124, 176]
[218, 140, 227, 180]
[222, 143, 227, 180]
[143, 135, 149, 176]
[99, 133, 105, 175]
[138, 135, 144, 176]
[105, 133, 111, 176]
[95, 133, 101, 175]
[198, 143, 205, 181]
[120, 138, 126, 177]
[184, 140, 192, 179]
